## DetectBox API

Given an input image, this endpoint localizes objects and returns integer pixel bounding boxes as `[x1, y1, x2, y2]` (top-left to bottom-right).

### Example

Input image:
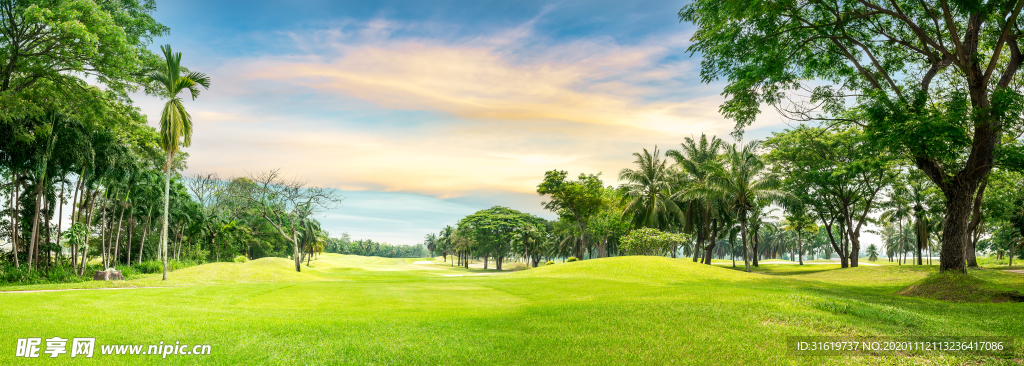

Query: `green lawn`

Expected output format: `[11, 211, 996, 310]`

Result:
[1, 254, 1022, 365]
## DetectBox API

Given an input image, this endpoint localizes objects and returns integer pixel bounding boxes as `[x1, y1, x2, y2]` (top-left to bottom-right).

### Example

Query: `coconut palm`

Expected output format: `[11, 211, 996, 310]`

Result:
[668, 134, 726, 264]
[148, 44, 210, 280]
[424, 233, 438, 256]
[709, 142, 794, 272]
[619, 147, 682, 231]
[866, 244, 879, 261]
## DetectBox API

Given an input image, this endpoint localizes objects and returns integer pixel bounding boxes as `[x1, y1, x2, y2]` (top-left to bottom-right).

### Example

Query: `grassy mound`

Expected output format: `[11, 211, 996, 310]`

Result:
[898, 272, 1021, 303]
[514, 256, 753, 284]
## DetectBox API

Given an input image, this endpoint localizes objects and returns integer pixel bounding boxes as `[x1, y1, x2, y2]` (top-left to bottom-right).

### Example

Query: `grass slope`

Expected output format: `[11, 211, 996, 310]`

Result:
[1, 254, 1022, 365]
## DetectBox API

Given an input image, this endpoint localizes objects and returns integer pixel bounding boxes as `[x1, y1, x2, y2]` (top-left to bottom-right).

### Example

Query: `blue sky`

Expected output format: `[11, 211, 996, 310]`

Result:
[133, 0, 791, 244]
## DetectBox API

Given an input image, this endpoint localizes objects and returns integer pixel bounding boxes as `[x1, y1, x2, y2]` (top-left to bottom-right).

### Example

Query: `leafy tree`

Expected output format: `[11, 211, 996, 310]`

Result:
[765, 127, 896, 267]
[0, 0, 168, 120]
[681, 0, 1024, 273]
[537, 170, 604, 259]
[236, 170, 342, 272]
[458, 206, 538, 270]
[620, 228, 669, 256]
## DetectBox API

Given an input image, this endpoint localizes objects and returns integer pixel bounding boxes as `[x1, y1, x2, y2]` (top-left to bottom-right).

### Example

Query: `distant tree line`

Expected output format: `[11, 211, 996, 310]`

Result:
[324, 233, 429, 258]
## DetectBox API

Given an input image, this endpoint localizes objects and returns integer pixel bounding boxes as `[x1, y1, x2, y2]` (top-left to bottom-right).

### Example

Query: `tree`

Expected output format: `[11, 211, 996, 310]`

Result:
[619, 147, 683, 231]
[782, 210, 818, 265]
[866, 244, 880, 262]
[148, 45, 210, 280]
[236, 170, 342, 272]
[668, 133, 726, 264]
[439, 225, 454, 264]
[0, 0, 168, 120]
[537, 170, 604, 260]
[458, 206, 537, 270]
[424, 233, 438, 257]
[695, 141, 792, 272]
[681, 0, 1024, 273]
[765, 127, 896, 268]
[620, 228, 674, 256]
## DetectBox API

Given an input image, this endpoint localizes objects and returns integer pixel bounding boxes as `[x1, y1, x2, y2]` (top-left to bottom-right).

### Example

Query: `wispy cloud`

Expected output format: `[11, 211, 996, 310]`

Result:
[149, 17, 784, 203]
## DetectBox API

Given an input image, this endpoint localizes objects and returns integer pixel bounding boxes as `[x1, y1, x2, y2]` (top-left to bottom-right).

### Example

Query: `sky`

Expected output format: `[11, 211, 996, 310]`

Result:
[132, 0, 793, 244]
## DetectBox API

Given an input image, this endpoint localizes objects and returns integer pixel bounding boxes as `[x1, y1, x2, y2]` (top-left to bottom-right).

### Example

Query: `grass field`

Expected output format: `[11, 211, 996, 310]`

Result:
[1, 254, 1022, 365]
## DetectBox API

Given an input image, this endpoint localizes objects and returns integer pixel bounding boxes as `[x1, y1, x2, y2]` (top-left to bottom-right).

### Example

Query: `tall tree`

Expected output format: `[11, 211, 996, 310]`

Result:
[702, 142, 792, 272]
[668, 134, 726, 264]
[148, 45, 210, 280]
[681, 0, 1024, 273]
[619, 147, 683, 231]
[537, 170, 604, 259]
[765, 127, 896, 267]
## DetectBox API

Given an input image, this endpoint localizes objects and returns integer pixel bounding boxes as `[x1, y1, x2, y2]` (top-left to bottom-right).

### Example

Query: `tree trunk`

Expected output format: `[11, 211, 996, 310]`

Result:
[138, 222, 149, 264]
[126, 218, 133, 265]
[741, 217, 750, 272]
[823, 222, 848, 268]
[9, 172, 20, 268]
[161, 154, 172, 280]
[497, 256, 503, 270]
[54, 181, 65, 255]
[693, 229, 704, 262]
[753, 229, 760, 267]
[795, 232, 803, 265]
[937, 187, 972, 273]
[113, 204, 125, 267]
[28, 182, 44, 271]
[598, 237, 608, 258]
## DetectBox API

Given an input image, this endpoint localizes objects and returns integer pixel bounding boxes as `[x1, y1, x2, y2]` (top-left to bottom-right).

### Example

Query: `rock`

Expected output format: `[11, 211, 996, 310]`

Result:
[93, 270, 125, 281]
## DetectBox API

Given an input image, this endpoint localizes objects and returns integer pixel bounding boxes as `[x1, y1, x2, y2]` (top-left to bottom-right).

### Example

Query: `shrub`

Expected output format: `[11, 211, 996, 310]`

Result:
[233, 255, 248, 263]
[0, 263, 83, 285]
[566, 257, 578, 262]
[545, 261, 555, 265]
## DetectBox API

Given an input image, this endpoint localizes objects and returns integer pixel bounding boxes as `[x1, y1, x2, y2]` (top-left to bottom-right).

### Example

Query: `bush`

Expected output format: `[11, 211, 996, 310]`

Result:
[126, 260, 199, 275]
[545, 261, 555, 265]
[233, 255, 248, 263]
[0, 263, 83, 285]
[566, 257, 578, 262]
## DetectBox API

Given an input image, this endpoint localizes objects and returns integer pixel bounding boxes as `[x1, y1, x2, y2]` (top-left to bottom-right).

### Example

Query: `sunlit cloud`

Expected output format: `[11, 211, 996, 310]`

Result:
[134, 17, 787, 242]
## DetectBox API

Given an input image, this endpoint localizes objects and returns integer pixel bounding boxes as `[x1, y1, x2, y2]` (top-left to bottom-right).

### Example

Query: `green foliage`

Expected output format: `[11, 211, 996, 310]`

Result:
[566, 257, 578, 262]
[0, 263, 82, 285]
[545, 260, 555, 265]
[538, 170, 605, 258]
[458, 206, 542, 266]
[234, 255, 248, 263]
[618, 147, 682, 230]
[619, 228, 682, 256]
[0, 0, 168, 121]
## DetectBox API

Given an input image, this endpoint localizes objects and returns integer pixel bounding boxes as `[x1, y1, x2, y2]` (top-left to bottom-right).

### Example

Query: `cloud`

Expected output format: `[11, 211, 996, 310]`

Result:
[144, 18, 786, 201]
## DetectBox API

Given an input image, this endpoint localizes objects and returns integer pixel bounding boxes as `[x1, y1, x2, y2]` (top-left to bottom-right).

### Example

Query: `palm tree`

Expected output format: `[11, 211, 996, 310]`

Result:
[668, 134, 725, 264]
[619, 147, 682, 231]
[866, 244, 879, 261]
[424, 233, 438, 257]
[710, 142, 794, 272]
[148, 44, 210, 280]
[439, 225, 454, 264]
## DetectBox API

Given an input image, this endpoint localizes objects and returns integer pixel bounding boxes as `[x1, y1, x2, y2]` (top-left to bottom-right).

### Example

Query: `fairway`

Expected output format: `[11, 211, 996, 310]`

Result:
[1, 254, 1022, 365]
